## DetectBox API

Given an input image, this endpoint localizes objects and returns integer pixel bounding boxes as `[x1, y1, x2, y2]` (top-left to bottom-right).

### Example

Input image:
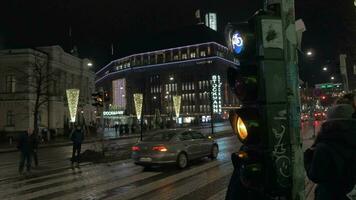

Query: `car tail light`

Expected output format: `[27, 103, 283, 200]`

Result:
[314, 113, 317, 117]
[132, 146, 140, 151]
[152, 146, 168, 152]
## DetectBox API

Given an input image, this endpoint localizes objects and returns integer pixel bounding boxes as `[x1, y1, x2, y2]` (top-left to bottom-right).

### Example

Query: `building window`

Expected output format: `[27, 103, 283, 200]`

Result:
[6, 111, 14, 126]
[190, 52, 196, 58]
[6, 75, 16, 93]
[200, 51, 206, 57]
[174, 55, 179, 60]
[192, 83, 195, 90]
[182, 54, 188, 60]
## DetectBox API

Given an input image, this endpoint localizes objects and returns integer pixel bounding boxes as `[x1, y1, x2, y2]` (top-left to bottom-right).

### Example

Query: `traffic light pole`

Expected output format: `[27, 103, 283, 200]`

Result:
[266, 0, 305, 199]
[279, 0, 305, 199]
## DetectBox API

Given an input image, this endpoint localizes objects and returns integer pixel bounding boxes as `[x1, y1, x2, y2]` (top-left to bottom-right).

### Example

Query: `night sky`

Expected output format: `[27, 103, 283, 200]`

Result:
[0, 0, 355, 85]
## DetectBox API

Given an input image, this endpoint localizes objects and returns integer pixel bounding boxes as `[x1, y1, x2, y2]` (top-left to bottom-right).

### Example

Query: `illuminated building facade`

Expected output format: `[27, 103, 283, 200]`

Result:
[96, 25, 240, 125]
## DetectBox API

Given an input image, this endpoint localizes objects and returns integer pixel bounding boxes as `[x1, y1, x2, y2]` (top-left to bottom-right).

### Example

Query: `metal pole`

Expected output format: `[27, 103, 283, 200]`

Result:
[279, 0, 305, 199]
[210, 90, 214, 135]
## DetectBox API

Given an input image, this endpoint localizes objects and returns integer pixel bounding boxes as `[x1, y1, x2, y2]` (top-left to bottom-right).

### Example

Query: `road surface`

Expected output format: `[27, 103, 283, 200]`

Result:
[0, 122, 318, 200]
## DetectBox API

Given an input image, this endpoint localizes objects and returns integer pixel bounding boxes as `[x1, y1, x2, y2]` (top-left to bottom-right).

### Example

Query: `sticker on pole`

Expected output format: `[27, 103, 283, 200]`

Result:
[261, 19, 283, 49]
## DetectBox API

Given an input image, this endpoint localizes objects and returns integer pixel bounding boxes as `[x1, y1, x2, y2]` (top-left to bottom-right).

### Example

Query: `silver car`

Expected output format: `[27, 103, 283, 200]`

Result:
[131, 129, 219, 169]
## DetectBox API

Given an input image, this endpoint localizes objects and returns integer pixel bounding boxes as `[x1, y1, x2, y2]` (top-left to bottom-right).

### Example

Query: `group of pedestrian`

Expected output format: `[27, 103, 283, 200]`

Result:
[225, 93, 356, 200]
[17, 124, 85, 174]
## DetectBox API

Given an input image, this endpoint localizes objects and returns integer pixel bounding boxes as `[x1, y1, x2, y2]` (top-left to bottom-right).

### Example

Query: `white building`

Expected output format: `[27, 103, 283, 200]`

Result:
[0, 46, 95, 137]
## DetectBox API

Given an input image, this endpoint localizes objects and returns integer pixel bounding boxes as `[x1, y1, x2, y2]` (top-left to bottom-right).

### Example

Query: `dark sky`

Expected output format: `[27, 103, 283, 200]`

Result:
[0, 0, 355, 85]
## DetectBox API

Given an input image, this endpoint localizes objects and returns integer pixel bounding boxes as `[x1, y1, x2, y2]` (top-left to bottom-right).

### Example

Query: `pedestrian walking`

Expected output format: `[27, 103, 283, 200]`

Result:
[304, 104, 356, 200]
[17, 128, 36, 174]
[70, 125, 84, 168]
[114, 123, 119, 136]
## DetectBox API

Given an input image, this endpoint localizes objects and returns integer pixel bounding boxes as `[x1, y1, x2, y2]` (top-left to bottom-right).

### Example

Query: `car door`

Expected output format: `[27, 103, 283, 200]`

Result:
[178, 132, 197, 159]
[190, 131, 209, 157]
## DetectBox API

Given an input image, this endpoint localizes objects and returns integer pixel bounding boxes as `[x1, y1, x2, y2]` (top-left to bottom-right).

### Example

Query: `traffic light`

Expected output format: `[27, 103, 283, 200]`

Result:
[92, 92, 103, 107]
[225, 14, 291, 196]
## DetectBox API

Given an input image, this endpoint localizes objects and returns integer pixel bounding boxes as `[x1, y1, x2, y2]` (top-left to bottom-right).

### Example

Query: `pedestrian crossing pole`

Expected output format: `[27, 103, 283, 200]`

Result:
[265, 0, 305, 199]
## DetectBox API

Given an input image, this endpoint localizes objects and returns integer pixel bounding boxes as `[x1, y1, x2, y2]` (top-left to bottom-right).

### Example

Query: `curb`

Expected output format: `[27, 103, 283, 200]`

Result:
[0, 135, 140, 154]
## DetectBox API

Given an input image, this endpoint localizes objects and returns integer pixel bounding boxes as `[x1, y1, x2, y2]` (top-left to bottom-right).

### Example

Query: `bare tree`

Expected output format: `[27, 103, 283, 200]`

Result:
[11, 51, 56, 135]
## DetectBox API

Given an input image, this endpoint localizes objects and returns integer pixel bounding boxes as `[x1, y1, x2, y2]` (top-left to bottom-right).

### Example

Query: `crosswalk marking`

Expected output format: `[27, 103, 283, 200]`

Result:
[106, 161, 228, 200]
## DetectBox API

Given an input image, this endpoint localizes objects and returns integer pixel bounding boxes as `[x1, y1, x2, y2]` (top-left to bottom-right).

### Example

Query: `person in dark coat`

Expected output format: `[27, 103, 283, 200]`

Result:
[304, 104, 356, 200]
[70, 125, 84, 168]
[336, 93, 356, 118]
[17, 128, 36, 174]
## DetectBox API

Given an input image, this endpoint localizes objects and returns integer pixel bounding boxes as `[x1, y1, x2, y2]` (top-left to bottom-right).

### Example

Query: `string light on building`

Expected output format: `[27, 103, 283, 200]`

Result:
[133, 93, 143, 120]
[66, 89, 80, 122]
[173, 95, 182, 118]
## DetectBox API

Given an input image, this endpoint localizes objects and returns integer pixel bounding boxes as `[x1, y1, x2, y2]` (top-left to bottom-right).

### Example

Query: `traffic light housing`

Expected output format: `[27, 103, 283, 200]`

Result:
[225, 14, 291, 195]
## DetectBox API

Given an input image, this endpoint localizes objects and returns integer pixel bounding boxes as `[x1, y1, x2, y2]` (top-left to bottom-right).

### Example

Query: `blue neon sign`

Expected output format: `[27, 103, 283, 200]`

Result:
[231, 32, 244, 55]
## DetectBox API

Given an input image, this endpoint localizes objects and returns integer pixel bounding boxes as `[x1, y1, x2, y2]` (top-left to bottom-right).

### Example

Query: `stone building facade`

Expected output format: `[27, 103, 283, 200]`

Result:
[0, 46, 95, 137]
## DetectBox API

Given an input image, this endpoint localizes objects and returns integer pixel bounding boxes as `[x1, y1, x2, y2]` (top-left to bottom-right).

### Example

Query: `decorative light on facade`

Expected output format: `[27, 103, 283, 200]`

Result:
[66, 89, 80, 123]
[211, 75, 222, 114]
[134, 93, 143, 120]
[173, 95, 182, 118]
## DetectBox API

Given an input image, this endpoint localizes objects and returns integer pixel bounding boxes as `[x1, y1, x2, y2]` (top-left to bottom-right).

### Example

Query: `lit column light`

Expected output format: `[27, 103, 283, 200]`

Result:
[66, 89, 80, 123]
[173, 95, 182, 118]
[134, 93, 143, 120]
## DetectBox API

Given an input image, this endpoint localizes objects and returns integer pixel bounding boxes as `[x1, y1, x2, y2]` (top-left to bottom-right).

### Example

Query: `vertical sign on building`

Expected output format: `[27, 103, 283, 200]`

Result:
[112, 79, 126, 110]
[205, 13, 217, 31]
[211, 75, 222, 114]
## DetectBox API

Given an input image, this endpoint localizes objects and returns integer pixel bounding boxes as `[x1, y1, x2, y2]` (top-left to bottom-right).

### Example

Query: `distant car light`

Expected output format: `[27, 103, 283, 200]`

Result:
[132, 146, 140, 151]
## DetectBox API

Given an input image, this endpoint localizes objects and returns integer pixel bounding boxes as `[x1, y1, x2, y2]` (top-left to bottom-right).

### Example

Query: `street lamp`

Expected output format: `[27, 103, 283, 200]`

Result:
[331, 76, 335, 80]
[87, 62, 93, 67]
[169, 76, 174, 81]
[306, 51, 313, 56]
[323, 67, 327, 71]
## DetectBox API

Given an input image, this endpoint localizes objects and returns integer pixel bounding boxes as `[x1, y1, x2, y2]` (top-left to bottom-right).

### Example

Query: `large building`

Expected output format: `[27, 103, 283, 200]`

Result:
[0, 46, 95, 137]
[95, 25, 239, 126]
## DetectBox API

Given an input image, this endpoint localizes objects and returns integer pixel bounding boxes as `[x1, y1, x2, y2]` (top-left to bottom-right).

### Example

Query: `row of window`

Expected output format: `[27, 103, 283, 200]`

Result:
[149, 79, 213, 94]
[150, 85, 162, 94]
[165, 83, 178, 92]
[165, 104, 211, 113]
[182, 82, 195, 91]
[111, 49, 210, 73]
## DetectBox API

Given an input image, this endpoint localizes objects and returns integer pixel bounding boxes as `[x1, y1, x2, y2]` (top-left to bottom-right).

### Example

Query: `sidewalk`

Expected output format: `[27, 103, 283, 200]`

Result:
[0, 123, 231, 154]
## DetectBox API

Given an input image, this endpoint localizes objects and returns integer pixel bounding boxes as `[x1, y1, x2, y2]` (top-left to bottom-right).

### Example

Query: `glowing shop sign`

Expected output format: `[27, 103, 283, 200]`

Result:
[211, 75, 222, 114]
[231, 32, 244, 54]
[66, 89, 80, 123]
[103, 111, 124, 116]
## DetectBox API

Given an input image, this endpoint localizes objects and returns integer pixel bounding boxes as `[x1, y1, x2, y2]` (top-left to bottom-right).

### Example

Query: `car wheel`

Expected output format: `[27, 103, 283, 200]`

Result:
[210, 145, 219, 160]
[177, 153, 188, 169]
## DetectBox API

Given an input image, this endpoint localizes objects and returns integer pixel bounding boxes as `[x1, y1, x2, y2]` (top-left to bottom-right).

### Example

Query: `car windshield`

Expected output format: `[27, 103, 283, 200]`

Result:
[143, 131, 177, 142]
